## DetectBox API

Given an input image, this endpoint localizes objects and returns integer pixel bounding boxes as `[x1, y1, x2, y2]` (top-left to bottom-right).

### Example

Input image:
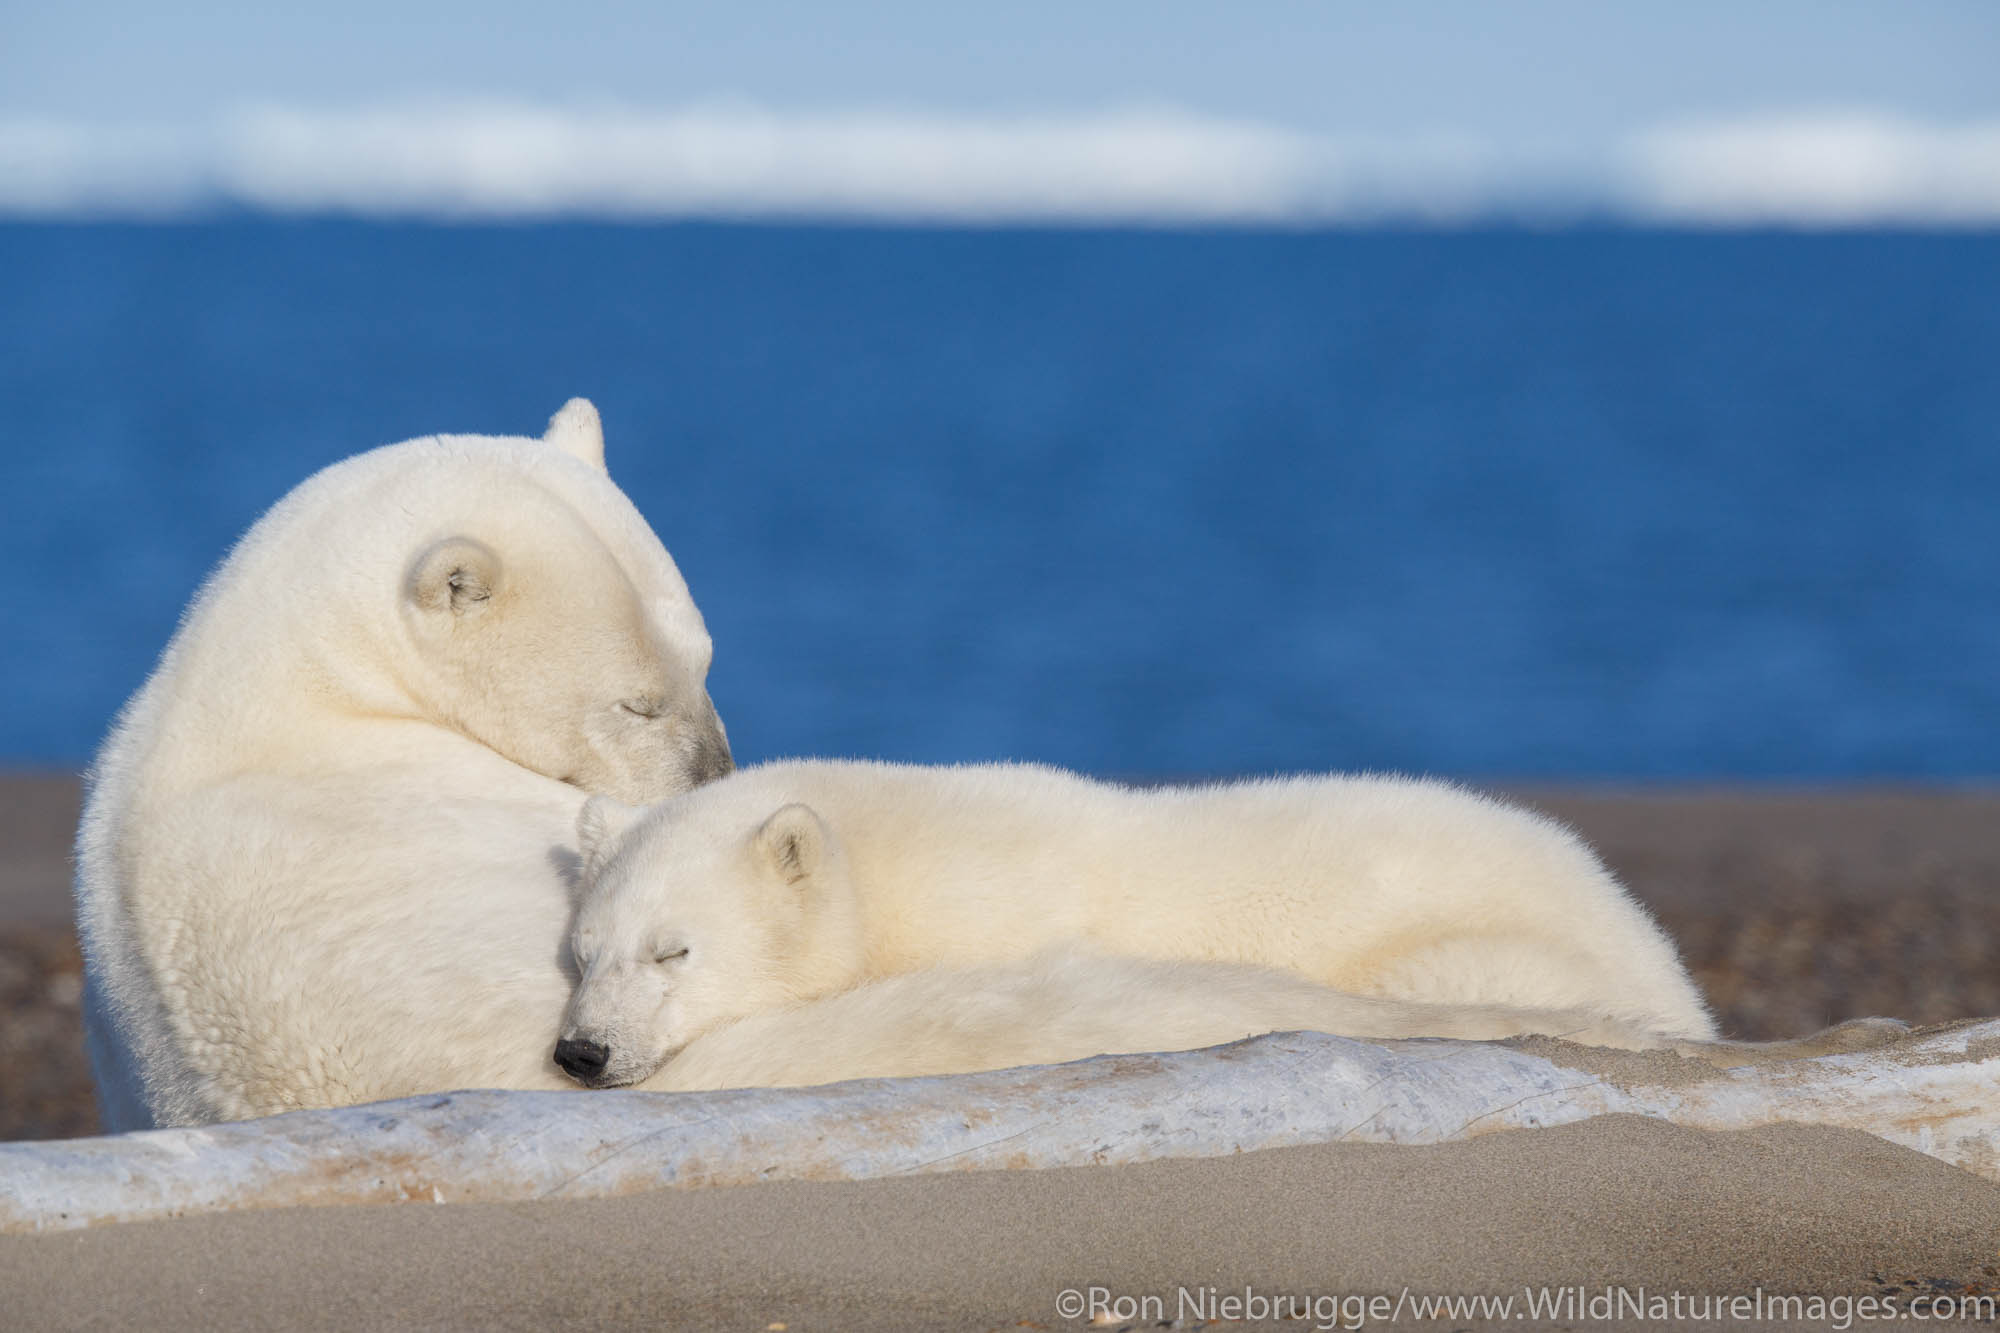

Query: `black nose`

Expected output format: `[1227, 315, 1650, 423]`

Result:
[554, 1036, 610, 1081]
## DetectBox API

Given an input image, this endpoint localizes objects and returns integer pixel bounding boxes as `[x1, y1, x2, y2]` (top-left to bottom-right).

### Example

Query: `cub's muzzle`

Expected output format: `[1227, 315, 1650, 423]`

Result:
[553, 1035, 612, 1085]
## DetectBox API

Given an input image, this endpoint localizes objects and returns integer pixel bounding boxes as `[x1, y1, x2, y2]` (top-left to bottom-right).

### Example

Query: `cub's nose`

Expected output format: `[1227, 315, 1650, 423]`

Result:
[554, 1036, 611, 1083]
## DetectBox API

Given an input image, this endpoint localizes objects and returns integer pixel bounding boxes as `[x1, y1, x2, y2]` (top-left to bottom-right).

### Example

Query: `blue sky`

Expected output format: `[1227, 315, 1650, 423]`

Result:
[4, 2, 1997, 222]
[7, 1, 1998, 131]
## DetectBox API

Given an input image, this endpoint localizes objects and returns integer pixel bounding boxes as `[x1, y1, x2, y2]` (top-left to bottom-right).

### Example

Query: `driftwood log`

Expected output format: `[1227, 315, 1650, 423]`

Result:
[5, 1018, 1995, 1233]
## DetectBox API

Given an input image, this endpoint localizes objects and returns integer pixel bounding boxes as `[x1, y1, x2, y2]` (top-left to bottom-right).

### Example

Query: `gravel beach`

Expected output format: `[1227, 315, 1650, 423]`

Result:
[5, 773, 1998, 1328]
[4, 775, 1998, 1142]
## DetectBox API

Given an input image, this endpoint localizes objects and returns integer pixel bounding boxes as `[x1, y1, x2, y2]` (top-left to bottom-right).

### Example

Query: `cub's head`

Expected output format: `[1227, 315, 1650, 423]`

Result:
[554, 787, 861, 1088]
[397, 399, 731, 803]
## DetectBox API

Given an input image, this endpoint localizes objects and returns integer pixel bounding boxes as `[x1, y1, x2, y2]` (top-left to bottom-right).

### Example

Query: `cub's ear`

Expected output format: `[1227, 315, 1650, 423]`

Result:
[576, 795, 647, 884]
[753, 803, 827, 886]
[405, 537, 502, 618]
[544, 398, 606, 473]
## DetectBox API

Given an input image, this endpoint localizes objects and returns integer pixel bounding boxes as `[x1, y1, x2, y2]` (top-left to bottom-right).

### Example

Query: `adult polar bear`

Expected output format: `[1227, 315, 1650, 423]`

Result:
[558, 762, 1717, 1088]
[76, 401, 731, 1129]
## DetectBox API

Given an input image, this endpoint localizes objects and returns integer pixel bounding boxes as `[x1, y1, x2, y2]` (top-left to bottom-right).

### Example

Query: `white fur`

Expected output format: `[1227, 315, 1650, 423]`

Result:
[75, 401, 731, 1128]
[562, 761, 1716, 1087]
[645, 945, 1670, 1092]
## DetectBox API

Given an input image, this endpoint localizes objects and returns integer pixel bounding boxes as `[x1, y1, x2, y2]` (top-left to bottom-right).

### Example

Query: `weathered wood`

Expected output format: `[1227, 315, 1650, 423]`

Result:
[5, 1018, 1994, 1233]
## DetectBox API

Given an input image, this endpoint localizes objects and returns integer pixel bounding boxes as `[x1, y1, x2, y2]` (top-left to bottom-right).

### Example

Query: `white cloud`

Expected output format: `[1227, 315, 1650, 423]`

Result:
[0, 119, 211, 216]
[2, 103, 1996, 226]
[209, 103, 1324, 222]
[1625, 113, 2000, 226]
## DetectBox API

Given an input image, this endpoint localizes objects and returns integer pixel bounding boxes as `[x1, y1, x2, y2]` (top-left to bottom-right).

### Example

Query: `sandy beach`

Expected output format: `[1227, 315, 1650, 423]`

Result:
[4, 774, 1997, 1327]
[7, 1116, 1999, 1330]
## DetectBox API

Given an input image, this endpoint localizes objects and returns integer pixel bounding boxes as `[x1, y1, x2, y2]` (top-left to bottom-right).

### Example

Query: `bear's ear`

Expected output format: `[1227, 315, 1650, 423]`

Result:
[544, 398, 606, 473]
[405, 538, 502, 619]
[753, 803, 827, 887]
[576, 794, 647, 884]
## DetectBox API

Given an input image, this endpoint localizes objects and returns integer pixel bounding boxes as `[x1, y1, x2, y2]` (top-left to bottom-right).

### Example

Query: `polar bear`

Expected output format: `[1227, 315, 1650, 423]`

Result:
[556, 761, 1715, 1087]
[75, 400, 731, 1128]
[643, 945, 1670, 1092]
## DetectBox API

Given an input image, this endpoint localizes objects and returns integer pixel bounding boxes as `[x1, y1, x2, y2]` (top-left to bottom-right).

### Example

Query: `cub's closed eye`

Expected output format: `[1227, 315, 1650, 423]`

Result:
[653, 946, 689, 964]
[619, 698, 665, 719]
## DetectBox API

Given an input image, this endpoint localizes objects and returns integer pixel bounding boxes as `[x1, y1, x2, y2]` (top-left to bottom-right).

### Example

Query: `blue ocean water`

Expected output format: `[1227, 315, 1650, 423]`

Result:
[2, 222, 1997, 778]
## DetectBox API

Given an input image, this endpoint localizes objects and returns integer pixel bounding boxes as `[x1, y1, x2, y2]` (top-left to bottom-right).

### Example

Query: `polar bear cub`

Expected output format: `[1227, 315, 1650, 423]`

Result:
[558, 760, 1715, 1088]
[76, 400, 732, 1128]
